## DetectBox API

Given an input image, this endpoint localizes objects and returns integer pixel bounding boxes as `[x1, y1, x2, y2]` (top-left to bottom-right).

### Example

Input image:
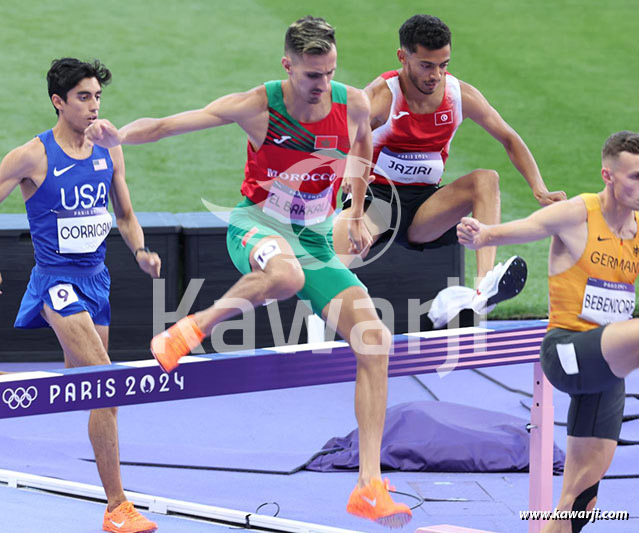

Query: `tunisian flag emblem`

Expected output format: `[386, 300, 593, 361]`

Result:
[435, 109, 454, 126]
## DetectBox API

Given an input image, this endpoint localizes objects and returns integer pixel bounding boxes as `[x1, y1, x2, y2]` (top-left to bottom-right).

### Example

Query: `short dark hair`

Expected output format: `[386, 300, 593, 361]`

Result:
[285, 16, 336, 56]
[399, 14, 451, 53]
[47, 58, 112, 115]
[602, 131, 639, 161]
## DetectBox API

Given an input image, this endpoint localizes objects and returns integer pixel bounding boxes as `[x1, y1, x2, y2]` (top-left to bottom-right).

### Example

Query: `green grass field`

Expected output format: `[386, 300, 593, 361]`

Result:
[1, 0, 637, 317]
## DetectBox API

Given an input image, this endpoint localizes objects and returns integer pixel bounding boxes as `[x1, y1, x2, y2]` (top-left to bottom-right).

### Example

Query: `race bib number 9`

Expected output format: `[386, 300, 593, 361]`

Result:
[48, 283, 79, 311]
[57, 207, 113, 254]
[374, 147, 444, 185]
[578, 277, 635, 325]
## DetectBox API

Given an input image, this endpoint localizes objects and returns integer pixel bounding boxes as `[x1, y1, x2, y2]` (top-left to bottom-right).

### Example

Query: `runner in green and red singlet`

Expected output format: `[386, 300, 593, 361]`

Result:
[86, 16, 412, 528]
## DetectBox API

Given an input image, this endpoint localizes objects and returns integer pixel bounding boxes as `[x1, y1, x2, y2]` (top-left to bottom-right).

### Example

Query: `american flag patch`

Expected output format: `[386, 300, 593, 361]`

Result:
[314, 135, 338, 150]
[435, 110, 454, 126]
[92, 158, 107, 171]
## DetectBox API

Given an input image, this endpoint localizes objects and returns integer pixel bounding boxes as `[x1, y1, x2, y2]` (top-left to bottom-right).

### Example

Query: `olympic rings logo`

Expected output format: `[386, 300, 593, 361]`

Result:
[2, 386, 38, 410]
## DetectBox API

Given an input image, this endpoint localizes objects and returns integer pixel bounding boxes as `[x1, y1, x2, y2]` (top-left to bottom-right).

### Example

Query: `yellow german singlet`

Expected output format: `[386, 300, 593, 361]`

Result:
[548, 193, 639, 331]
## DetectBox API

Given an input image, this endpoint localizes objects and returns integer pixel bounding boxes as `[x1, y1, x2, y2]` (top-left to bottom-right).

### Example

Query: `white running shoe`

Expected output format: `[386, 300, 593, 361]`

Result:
[471, 256, 528, 314]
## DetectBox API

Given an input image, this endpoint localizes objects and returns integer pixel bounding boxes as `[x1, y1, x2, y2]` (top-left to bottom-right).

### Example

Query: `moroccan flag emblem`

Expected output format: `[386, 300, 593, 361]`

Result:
[314, 135, 338, 150]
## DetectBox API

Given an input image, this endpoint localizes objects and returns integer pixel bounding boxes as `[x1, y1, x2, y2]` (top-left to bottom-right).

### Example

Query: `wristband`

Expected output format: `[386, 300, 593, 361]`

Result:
[134, 246, 151, 258]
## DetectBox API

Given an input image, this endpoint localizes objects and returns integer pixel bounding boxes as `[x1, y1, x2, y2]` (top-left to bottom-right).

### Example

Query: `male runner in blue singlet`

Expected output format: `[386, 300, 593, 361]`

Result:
[0, 58, 159, 533]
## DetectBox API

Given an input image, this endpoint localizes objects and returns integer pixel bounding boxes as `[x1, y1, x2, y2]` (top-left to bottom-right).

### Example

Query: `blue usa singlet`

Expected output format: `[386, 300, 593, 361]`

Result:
[27, 129, 114, 267]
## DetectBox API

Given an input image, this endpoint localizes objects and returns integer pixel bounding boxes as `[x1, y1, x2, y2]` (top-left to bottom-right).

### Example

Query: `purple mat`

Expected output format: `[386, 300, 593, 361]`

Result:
[307, 401, 565, 474]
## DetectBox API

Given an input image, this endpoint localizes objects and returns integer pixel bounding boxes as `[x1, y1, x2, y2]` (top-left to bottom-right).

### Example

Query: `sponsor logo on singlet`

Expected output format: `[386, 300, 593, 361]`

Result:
[273, 135, 291, 145]
[53, 164, 76, 177]
[392, 111, 410, 120]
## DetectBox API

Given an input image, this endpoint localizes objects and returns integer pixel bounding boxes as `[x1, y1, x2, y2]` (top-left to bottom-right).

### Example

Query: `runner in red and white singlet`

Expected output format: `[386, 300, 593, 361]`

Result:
[335, 14, 566, 289]
[370, 69, 462, 188]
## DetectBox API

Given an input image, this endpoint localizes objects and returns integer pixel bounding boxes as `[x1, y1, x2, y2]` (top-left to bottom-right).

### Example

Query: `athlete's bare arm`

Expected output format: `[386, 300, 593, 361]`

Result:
[341, 78, 389, 196]
[86, 86, 269, 150]
[108, 146, 161, 278]
[0, 139, 47, 296]
[461, 81, 566, 206]
[0, 139, 46, 204]
[344, 86, 374, 254]
[364, 77, 393, 131]
[458, 195, 586, 251]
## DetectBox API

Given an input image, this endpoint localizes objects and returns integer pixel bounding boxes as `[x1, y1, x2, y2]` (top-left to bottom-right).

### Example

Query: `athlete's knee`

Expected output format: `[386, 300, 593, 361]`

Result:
[266, 260, 305, 298]
[332, 213, 352, 255]
[472, 169, 500, 195]
[352, 320, 391, 363]
[611, 318, 639, 369]
[251, 238, 305, 297]
[64, 342, 111, 368]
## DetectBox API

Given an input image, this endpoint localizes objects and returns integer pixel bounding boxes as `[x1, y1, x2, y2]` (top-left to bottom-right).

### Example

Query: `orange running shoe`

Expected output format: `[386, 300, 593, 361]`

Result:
[103, 501, 158, 532]
[150, 314, 205, 373]
[346, 478, 412, 528]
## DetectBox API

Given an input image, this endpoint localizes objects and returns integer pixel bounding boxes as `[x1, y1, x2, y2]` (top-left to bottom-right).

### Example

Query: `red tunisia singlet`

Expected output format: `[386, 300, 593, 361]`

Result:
[371, 71, 462, 187]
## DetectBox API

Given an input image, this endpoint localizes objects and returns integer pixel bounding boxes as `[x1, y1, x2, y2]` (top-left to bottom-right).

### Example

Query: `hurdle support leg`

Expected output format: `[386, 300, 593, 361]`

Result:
[306, 314, 326, 343]
[528, 361, 554, 533]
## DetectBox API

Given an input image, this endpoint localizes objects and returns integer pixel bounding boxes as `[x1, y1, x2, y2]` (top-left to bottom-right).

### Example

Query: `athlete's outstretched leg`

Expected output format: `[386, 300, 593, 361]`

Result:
[407, 168, 500, 278]
[150, 235, 305, 371]
[324, 286, 412, 527]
